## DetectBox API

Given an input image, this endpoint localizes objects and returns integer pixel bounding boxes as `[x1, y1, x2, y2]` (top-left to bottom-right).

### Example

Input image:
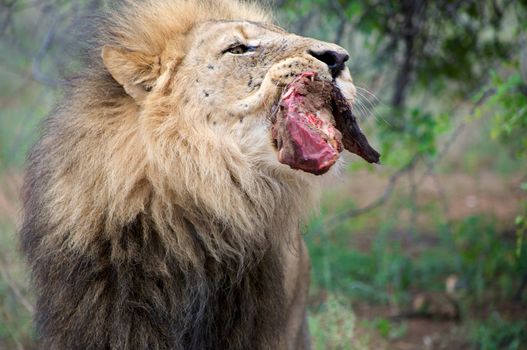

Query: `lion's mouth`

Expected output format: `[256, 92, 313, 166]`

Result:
[271, 72, 380, 175]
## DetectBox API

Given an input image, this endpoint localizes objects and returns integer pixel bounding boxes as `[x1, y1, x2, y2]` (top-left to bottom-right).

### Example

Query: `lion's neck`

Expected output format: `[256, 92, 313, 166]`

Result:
[112, 171, 310, 349]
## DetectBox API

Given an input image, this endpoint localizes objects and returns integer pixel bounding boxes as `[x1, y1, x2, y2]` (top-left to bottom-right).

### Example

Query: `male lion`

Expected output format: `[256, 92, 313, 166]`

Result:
[20, 0, 377, 349]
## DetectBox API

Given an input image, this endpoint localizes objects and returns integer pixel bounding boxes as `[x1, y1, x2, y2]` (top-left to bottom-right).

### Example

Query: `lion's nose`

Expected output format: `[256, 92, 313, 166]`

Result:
[308, 49, 349, 78]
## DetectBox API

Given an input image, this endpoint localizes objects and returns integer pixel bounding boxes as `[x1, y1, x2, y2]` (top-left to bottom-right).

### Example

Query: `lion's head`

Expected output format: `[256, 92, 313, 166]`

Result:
[100, 0, 364, 178]
[24, 0, 377, 266]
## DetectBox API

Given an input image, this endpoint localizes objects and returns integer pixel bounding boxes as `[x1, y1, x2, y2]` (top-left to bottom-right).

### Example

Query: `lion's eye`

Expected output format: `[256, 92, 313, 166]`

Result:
[224, 44, 256, 55]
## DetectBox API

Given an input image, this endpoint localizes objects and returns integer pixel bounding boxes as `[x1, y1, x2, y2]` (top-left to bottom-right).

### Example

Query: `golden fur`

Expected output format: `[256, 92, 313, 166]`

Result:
[21, 0, 357, 348]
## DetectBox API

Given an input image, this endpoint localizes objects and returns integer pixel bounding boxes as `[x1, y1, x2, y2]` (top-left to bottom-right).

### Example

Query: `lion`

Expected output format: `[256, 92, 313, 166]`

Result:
[20, 0, 376, 349]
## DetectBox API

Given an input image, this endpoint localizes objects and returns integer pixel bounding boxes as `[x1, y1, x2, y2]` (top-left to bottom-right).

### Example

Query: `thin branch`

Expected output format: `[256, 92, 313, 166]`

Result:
[337, 155, 418, 219]
[309, 155, 419, 235]
[471, 88, 497, 114]
[514, 272, 527, 302]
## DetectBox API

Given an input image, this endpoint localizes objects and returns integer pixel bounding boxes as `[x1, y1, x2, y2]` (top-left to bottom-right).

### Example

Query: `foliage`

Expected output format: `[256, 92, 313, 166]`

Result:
[308, 296, 373, 350]
[474, 59, 527, 288]
[309, 214, 526, 302]
[308, 211, 527, 348]
[476, 70, 527, 160]
[450, 216, 527, 300]
[471, 313, 527, 350]
[370, 318, 407, 341]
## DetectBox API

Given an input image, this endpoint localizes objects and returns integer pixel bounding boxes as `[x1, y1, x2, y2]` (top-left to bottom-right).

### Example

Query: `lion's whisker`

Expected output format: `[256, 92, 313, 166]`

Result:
[355, 86, 383, 106]
[355, 90, 391, 126]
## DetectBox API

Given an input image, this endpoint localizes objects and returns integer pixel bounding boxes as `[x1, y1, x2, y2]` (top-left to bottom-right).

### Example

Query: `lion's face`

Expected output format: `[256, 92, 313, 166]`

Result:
[184, 20, 355, 109]
[102, 19, 358, 175]
[180, 21, 356, 168]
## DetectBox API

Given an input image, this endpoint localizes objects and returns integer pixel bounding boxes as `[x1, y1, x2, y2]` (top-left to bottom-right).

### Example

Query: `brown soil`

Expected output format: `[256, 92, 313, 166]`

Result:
[354, 303, 470, 350]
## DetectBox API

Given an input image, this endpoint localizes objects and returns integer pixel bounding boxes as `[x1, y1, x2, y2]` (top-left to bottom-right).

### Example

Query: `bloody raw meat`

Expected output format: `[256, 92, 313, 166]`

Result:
[271, 72, 380, 175]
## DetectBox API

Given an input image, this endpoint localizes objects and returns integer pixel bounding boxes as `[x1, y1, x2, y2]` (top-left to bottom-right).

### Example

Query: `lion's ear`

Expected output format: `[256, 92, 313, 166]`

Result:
[101, 45, 160, 102]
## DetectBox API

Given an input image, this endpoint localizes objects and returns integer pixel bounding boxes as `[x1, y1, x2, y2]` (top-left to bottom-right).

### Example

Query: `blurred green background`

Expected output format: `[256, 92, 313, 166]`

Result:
[1, 0, 526, 349]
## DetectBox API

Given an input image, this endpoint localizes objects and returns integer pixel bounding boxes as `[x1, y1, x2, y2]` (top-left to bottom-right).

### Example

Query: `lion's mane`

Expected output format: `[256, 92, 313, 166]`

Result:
[21, 1, 319, 349]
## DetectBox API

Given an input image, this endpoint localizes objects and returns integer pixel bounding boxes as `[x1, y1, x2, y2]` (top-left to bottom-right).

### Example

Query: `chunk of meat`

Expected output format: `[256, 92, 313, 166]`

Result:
[271, 72, 380, 175]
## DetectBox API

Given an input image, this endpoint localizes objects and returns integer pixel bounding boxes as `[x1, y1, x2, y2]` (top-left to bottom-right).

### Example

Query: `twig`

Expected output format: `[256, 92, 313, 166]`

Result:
[309, 155, 419, 235]
[471, 88, 497, 114]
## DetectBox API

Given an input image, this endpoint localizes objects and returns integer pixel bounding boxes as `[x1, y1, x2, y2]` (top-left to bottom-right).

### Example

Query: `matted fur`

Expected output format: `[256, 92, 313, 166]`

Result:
[21, 0, 356, 349]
